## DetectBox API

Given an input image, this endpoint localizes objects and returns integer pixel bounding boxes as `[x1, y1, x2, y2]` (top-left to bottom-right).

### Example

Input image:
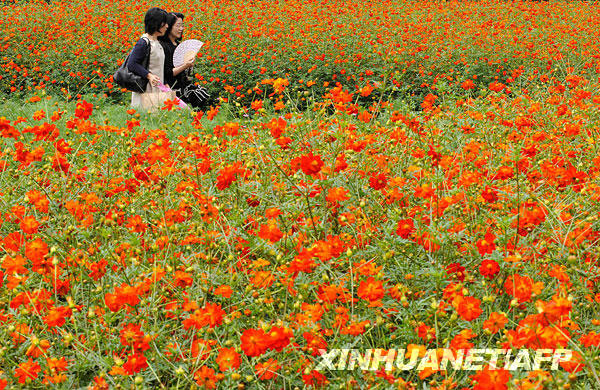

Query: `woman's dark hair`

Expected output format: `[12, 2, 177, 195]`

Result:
[160, 12, 185, 43]
[144, 7, 168, 35]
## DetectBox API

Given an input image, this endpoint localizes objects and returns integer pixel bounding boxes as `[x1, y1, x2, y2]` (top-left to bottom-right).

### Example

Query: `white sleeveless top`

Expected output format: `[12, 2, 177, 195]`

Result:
[131, 33, 166, 108]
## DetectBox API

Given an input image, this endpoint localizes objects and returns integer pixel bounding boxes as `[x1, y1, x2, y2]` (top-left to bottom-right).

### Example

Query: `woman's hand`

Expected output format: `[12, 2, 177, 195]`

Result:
[147, 73, 161, 87]
[173, 58, 195, 78]
[184, 57, 195, 70]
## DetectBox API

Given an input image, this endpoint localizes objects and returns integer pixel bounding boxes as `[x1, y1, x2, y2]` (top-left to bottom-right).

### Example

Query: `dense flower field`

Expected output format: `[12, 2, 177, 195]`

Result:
[2, 0, 600, 106]
[1, 0, 600, 389]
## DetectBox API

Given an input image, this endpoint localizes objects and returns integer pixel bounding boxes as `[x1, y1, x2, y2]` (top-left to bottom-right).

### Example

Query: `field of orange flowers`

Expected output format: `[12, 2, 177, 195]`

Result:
[2, 0, 600, 389]
[3, 0, 600, 107]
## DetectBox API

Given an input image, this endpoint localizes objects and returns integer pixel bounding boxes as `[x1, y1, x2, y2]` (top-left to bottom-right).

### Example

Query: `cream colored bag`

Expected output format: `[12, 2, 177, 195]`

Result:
[140, 90, 177, 112]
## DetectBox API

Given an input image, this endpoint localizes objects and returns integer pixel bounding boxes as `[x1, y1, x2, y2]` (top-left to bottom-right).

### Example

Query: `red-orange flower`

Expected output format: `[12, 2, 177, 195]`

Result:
[472, 365, 511, 390]
[20, 216, 40, 234]
[255, 358, 280, 380]
[216, 163, 241, 190]
[461, 79, 476, 90]
[483, 312, 508, 334]
[241, 328, 270, 357]
[122, 353, 148, 375]
[395, 219, 415, 238]
[213, 285, 233, 298]
[126, 215, 147, 233]
[357, 277, 385, 302]
[75, 100, 93, 120]
[14, 359, 41, 384]
[504, 274, 534, 303]
[257, 220, 284, 243]
[326, 187, 349, 203]
[162, 98, 182, 111]
[476, 232, 496, 256]
[183, 303, 226, 329]
[369, 173, 387, 190]
[455, 296, 483, 321]
[194, 366, 218, 388]
[300, 152, 324, 175]
[216, 347, 241, 371]
[43, 306, 72, 328]
[479, 259, 500, 279]
[489, 81, 506, 92]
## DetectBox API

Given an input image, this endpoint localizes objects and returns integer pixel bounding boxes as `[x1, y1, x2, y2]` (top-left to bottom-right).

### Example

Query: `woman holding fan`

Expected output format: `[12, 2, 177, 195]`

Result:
[160, 12, 214, 110]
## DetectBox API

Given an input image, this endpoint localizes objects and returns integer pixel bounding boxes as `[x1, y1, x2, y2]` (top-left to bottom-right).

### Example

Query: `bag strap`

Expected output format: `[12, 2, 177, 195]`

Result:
[142, 37, 151, 70]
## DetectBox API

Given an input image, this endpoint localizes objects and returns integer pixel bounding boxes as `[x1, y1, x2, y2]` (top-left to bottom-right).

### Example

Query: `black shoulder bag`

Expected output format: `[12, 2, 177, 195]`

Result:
[113, 37, 151, 93]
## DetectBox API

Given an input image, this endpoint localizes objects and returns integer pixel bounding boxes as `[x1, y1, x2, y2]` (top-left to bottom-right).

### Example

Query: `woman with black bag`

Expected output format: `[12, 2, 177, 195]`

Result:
[159, 12, 215, 110]
[128, 7, 169, 109]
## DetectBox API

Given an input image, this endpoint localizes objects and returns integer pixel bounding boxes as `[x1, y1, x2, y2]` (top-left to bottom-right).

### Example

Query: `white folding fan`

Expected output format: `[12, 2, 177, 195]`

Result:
[173, 39, 204, 68]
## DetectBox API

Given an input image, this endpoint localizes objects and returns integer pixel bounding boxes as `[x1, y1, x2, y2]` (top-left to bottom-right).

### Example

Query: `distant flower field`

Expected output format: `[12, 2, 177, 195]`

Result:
[2, 0, 600, 106]
[1, 0, 600, 389]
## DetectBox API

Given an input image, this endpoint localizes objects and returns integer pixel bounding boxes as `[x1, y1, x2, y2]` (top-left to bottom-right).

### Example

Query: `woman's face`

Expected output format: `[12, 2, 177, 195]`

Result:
[170, 18, 184, 40]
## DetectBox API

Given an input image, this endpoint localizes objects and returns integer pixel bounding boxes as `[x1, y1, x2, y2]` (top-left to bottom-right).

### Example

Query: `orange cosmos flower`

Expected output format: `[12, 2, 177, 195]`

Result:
[255, 358, 280, 380]
[479, 259, 500, 279]
[504, 274, 534, 303]
[104, 283, 141, 311]
[471, 365, 511, 390]
[535, 295, 572, 324]
[272, 77, 289, 94]
[300, 152, 324, 175]
[125, 215, 147, 233]
[489, 81, 506, 92]
[560, 351, 585, 373]
[326, 187, 349, 203]
[14, 359, 41, 384]
[250, 270, 275, 289]
[25, 338, 50, 358]
[240, 328, 270, 357]
[267, 326, 293, 352]
[213, 285, 233, 298]
[358, 109, 372, 123]
[416, 323, 436, 343]
[357, 277, 385, 302]
[216, 163, 241, 190]
[122, 353, 148, 375]
[476, 232, 496, 256]
[25, 190, 49, 213]
[455, 296, 483, 321]
[483, 312, 508, 334]
[341, 320, 370, 336]
[194, 366, 218, 388]
[461, 79, 476, 90]
[42, 306, 72, 328]
[32, 110, 46, 121]
[303, 332, 327, 356]
[162, 98, 182, 111]
[257, 220, 284, 243]
[206, 105, 220, 120]
[216, 347, 241, 371]
[190, 338, 216, 360]
[369, 173, 387, 190]
[396, 219, 415, 238]
[3, 231, 24, 252]
[75, 100, 93, 119]
[450, 329, 476, 350]
[19, 216, 40, 234]
[183, 303, 226, 329]
[2, 254, 28, 275]
[46, 357, 69, 373]
[251, 99, 263, 110]
[25, 237, 48, 263]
